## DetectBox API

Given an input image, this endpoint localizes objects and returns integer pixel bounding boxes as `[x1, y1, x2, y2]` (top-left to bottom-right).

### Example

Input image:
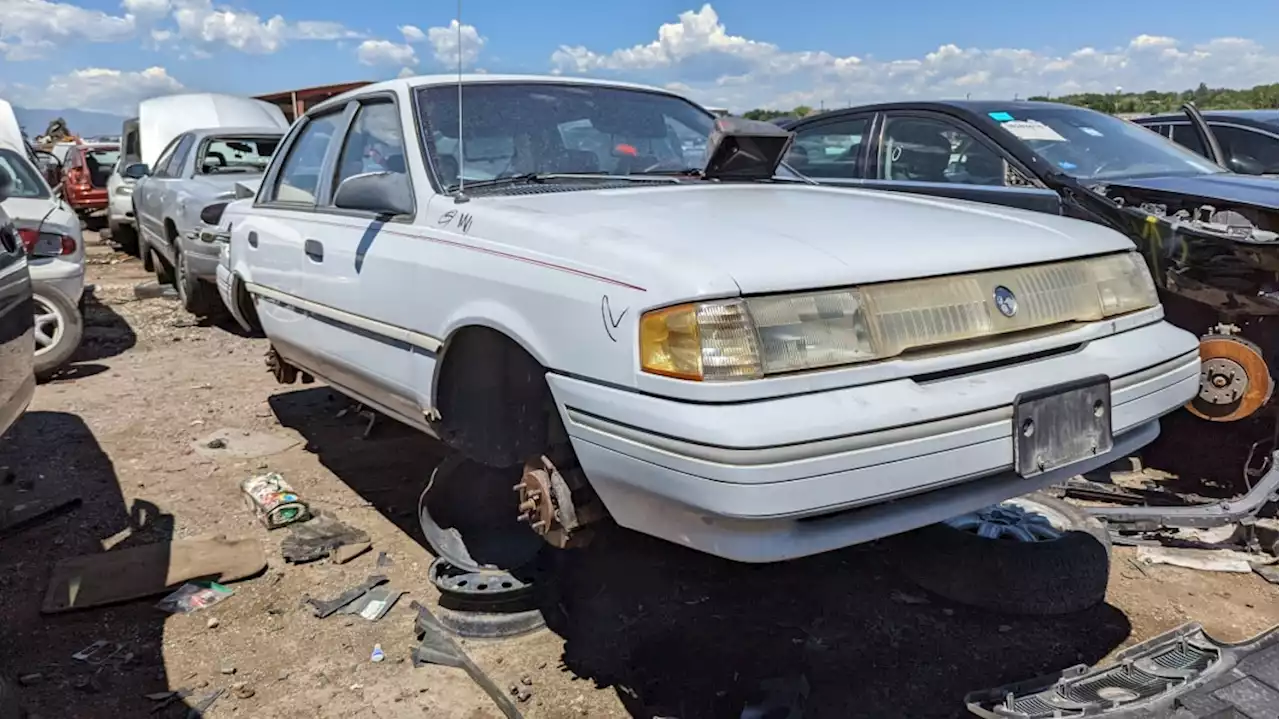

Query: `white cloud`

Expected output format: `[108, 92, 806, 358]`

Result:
[548, 4, 1279, 111]
[5, 66, 186, 115]
[357, 39, 417, 67]
[0, 0, 138, 59]
[167, 0, 358, 54]
[400, 24, 425, 43]
[426, 20, 485, 67]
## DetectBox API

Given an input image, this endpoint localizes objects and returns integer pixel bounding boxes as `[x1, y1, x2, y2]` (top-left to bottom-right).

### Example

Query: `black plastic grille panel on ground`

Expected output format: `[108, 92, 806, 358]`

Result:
[966, 623, 1279, 719]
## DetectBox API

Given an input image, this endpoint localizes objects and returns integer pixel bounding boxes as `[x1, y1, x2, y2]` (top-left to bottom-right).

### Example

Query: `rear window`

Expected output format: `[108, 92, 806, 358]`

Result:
[87, 147, 121, 167]
[0, 149, 50, 200]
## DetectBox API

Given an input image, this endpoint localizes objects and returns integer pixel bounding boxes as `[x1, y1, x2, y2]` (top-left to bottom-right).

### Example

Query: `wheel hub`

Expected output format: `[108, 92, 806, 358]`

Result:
[514, 455, 605, 549]
[945, 501, 1064, 542]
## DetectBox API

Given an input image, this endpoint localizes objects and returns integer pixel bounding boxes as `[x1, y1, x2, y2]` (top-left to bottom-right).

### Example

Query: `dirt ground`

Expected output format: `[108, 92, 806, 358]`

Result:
[1, 234, 1276, 719]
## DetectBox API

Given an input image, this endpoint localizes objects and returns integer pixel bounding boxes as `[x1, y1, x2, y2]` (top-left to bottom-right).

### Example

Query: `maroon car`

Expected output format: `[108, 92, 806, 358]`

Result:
[60, 143, 119, 219]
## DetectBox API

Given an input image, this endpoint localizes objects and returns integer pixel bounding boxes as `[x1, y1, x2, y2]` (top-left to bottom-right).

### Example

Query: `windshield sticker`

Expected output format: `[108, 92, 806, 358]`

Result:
[1080, 127, 1104, 137]
[1001, 119, 1066, 142]
[988, 111, 1015, 122]
[1058, 161, 1078, 171]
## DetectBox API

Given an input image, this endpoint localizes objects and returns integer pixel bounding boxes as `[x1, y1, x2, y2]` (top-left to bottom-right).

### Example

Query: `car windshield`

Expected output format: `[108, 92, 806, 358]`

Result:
[0, 148, 50, 199]
[87, 146, 120, 167]
[199, 136, 280, 174]
[416, 82, 716, 191]
[989, 106, 1224, 181]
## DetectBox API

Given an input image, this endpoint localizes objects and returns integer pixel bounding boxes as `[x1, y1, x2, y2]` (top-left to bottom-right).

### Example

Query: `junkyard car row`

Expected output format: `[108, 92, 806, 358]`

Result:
[1, 77, 1276, 566]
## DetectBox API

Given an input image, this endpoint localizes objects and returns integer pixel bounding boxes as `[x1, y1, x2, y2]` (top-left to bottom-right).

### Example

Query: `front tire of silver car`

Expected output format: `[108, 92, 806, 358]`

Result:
[33, 285, 84, 381]
[176, 248, 220, 317]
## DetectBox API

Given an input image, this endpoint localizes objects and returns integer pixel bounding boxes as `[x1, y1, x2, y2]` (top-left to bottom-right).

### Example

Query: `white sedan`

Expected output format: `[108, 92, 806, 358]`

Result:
[210, 74, 1199, 563]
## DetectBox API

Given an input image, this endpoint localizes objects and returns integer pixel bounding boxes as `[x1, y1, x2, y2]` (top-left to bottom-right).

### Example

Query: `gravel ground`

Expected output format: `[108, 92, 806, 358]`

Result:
[0, 234, 1275, 719]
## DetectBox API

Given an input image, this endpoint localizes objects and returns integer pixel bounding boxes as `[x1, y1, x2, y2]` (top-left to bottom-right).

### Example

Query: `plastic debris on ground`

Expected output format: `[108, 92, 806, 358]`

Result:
[280, 512, 371, 564]
[1135, 545, 1278, 574]
[371, 644, 385, 663]
[241, 472, 311, 529]
[156, 581, 234, 614]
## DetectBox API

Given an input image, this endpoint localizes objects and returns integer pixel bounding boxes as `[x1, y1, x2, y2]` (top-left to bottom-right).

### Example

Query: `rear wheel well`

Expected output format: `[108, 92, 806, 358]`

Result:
[434, 326, 558, 468]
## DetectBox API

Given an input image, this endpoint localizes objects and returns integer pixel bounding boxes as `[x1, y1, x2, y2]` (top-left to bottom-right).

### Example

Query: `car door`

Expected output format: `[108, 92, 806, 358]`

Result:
[296, 94, 425, 424]
[146, 133, 196, 263]
[240, 106, 347, 373]
[784, 113, 873, 186]
[136, 135, 182, 249]
[858, 111, 1064, 215]
[1208, 123, 1279, 175]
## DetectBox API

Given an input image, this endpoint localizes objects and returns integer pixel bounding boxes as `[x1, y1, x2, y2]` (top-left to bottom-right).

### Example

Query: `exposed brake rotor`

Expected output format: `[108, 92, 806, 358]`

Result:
[1186, 334, 1274, 422]
[515, 455, 606, 549]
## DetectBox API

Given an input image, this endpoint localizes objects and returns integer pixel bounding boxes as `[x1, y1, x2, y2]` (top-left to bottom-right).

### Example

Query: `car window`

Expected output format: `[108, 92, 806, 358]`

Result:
[880, 116, 1009, 186]
[1169, 123, 1208, 157]
[88, 147, 121, 169]
[198, 136, 280, 175]
[270, 112, 343, 204]
[1211, 124, 1279, 174]
[150, 136, 181, 177]
[332, 102, 408, 195]
[989, 107, 1222, 180]
[0, 149, 50, 199]
[788, 117, 869, 179]
[154, 134, 194, 179]
[417, 83, 714, 189]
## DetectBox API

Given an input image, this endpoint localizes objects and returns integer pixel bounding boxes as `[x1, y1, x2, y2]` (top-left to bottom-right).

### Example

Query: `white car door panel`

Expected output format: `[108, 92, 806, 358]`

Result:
[298, 99, 425, 422]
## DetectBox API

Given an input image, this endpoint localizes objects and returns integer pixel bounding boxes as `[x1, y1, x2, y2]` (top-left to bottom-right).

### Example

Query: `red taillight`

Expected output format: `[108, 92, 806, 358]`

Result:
[17, 228, 76, 256]
[66, 167, 90, 188]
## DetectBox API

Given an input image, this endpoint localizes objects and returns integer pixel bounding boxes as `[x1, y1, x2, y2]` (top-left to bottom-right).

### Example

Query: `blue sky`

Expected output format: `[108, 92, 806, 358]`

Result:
[1, 0, 1277, 115]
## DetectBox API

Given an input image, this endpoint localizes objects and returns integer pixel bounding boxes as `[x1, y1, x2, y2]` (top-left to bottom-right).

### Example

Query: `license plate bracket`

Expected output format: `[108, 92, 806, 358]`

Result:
[1013, 375, 1113, 478]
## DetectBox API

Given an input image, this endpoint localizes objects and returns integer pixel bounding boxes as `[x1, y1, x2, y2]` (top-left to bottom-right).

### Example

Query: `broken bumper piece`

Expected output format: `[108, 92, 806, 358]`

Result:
[965, 622, 1278, 718]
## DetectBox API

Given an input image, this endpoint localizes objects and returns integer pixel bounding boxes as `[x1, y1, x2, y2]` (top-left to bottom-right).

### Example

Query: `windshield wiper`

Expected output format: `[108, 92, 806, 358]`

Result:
[447, 172, 679, 193]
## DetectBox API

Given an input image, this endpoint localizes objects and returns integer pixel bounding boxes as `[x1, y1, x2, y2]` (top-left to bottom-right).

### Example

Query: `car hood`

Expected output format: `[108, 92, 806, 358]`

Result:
[138, 94, 288, 167]
[0, 99, 23, 153]
[476, 183, 1134, 295]
[1098, 173, 1280, 210]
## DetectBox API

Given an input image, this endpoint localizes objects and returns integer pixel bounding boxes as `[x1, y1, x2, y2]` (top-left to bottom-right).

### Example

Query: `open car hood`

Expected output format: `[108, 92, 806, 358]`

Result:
[138, 93, 288, 168]
[0, 99, 25, 153]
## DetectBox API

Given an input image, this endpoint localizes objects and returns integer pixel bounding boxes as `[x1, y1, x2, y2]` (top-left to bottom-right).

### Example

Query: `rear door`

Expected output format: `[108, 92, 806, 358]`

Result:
[295, 94, 426, 423]
[0, 211, 32, 435]
[241, 106, 347, 366]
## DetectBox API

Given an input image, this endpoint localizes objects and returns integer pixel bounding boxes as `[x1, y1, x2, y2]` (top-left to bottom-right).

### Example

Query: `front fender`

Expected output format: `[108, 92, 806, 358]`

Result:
[431, 299, 555, 402]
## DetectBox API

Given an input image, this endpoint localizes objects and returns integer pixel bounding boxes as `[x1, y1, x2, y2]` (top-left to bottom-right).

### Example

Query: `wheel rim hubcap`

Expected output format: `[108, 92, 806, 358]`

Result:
[33, 296, 64, 356]
[944, 499, 1067, 542]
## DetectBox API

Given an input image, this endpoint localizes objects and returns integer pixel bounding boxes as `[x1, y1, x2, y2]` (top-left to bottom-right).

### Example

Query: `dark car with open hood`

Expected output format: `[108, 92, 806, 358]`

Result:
[0, 165, 37, 437]
[781, 100, 1277, 483]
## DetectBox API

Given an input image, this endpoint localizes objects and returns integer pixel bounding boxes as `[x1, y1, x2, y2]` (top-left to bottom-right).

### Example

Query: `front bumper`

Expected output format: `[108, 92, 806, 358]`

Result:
[180, 231, 223, 281]
[550, 319, 1200, 562]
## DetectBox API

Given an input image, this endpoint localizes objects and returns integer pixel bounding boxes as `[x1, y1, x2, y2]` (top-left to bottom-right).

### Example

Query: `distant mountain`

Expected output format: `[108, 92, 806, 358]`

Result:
[11, 107, 129, 140]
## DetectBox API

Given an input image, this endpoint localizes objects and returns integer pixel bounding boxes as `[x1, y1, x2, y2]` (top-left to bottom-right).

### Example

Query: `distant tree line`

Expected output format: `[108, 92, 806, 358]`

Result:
[1029, 82, 1279, 114]
[738, 83, 1278, 120]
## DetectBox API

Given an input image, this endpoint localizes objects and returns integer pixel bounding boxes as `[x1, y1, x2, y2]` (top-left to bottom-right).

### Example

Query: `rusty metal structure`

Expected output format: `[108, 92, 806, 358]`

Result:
[253, 81, 374, 123]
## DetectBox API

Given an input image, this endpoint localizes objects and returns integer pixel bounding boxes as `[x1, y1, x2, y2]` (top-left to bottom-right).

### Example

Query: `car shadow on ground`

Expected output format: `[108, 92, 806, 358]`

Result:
[0, 412, 181, 718]
[69, 285, 137, 365]
[268, 387, 1133, 719]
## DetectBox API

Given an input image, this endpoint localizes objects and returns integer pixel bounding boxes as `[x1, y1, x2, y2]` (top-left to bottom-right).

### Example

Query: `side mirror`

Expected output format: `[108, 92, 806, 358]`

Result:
[199, 201, 229, 227]
[0, 166, 11, 203]
[1227, 155, 1266, 175]
[123, 162, 150, 180]
[333, 172, 413, 218]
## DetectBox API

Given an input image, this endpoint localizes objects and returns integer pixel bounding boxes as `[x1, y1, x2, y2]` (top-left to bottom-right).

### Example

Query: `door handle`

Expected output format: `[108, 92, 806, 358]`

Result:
[304, 239, 324, 262]
[247, 231, 259, 248]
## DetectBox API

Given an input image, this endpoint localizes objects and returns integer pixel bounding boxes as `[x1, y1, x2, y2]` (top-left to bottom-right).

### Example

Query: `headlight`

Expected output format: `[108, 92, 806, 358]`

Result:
[639, 251, 1158, 381]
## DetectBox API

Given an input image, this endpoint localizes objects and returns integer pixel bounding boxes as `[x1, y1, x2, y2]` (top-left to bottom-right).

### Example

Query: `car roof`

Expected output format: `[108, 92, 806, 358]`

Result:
[784, 99, 1094, 126]
[188, 126, 288, 138]
[311, 73, 687, 115]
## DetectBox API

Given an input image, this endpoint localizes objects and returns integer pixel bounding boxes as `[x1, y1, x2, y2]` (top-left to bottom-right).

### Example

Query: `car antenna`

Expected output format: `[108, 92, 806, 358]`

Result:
[452, 0, 469, 204]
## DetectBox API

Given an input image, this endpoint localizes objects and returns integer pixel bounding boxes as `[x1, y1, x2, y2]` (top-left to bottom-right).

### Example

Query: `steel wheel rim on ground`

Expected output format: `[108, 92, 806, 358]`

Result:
[33, 294, 65, 357]
[944, 497, 1070, 543]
